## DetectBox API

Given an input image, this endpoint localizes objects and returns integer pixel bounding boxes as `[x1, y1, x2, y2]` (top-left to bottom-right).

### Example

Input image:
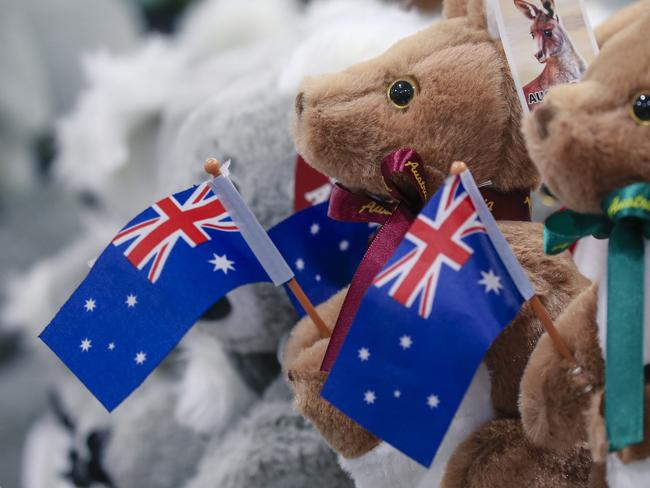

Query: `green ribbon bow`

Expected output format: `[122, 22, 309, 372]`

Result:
[544, 182, 650, 452]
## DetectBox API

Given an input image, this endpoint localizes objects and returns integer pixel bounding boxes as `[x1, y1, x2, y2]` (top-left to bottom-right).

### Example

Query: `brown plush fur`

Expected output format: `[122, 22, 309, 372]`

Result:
[286, 0, 595, 485]
[486, 222, 589, 417]
[441, 419, 592, 488]
[594, 0, 650, 48]
[523, 7, 650, 215]
[292, 0, 537, 199]
[520, 5, 650, 482]
[284, 288, 382, 458]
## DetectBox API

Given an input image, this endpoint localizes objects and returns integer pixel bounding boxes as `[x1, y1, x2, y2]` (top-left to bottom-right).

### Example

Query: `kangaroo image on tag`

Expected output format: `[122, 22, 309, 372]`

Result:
[492, 0, 598, 111]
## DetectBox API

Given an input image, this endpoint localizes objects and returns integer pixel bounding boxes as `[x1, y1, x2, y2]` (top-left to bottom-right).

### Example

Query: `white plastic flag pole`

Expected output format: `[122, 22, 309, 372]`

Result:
[450, 160, 576, 366]
[204, 158, 331, 337]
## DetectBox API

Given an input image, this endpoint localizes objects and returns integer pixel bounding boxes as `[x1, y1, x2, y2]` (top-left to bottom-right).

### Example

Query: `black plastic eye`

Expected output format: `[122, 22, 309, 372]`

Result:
[543, 29, 553, 38]
[631, 93, 650, 125]
[530, 32, 535, 39]
[388, 79, 416, 109]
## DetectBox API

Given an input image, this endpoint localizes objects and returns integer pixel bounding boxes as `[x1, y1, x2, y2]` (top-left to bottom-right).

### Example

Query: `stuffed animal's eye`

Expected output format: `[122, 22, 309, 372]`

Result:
[530, 32, 535, 39]
[631, 93, 650, 125]
[388, 79, 416, 109]
[543, 29, 553, 38]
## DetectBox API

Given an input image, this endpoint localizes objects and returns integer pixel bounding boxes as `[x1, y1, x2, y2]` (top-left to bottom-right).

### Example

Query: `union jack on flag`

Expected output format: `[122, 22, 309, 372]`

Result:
[373, 178, 486, 319]
[322, 169, 535, 467]
[112, 183, 238, 283]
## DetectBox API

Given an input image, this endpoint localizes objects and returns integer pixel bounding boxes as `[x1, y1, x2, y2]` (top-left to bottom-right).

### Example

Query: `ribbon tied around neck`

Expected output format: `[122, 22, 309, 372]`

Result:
[321, 149, 427, 370]
[321, 149, 532, 371]
[544, 182, 650, 451]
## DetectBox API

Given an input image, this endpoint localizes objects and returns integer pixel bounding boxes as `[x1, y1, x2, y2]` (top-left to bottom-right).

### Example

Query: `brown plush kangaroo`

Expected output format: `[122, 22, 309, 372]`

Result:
[284, 0, 592, 487]
[520, 3, 650, 487]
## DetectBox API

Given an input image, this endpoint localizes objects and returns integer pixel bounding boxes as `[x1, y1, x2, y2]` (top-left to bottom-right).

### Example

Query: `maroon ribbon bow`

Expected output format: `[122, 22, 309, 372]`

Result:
[319, 149, 532, 371]
[321, 149, 429, 371]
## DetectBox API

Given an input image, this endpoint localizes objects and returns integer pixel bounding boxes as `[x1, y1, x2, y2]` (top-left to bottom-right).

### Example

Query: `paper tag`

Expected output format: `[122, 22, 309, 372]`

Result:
[491, 0, 598, 112]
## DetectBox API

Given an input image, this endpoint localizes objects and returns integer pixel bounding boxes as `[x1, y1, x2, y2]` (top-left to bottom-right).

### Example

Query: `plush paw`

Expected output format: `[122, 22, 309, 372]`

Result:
[520, 285, 604, 451]
[283, 288, 380, 458]
[442, 419, 592, 488]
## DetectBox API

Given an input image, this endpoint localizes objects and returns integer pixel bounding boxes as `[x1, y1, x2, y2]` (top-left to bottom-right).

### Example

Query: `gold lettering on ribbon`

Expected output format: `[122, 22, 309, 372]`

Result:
[607, 195, 650, 218]
[551, 242, 572, 253]
[359, 201, 392, 216]
[405, 161, 427, 200]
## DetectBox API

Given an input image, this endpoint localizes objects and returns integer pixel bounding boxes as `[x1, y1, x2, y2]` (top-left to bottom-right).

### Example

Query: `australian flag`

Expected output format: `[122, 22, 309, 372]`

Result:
[40, 181, 373, 411]
[321, 170, 535, 467]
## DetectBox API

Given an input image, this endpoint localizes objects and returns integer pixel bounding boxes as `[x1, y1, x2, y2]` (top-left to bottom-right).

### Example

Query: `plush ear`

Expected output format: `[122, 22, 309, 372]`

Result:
[443, 0, 470, 19]
[514, 0, 540, 20]
[595, 0, 650, 48]
[444, 0, 499, 38]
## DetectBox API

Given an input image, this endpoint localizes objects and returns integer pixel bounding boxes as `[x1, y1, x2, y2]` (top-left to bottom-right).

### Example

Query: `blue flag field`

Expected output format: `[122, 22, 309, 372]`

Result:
[321, 170, 535, 466]
[41, 181, 373, 411]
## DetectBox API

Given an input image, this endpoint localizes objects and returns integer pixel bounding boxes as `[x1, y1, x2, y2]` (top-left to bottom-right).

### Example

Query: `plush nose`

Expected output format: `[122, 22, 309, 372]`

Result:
[295, 92, 305, 116]
[533, 103, 556, 140]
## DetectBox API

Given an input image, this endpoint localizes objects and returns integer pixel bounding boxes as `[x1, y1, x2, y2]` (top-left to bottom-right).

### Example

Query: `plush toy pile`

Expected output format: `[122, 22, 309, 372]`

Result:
[284, 1, 592, 486]
[3, 1, 439, 487]
[3, 0, 649, 487]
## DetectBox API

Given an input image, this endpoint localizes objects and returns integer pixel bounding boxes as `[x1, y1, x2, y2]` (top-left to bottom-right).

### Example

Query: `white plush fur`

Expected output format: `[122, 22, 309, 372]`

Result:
[2, 223, 117, 338]
[54, 0, 300, 198]
[606, 452, 650, 488]
[175, 330, 256, 434]
[278, 0, 435, 94]
[22, 418, 74, 488]
[339, 443, 426, 488]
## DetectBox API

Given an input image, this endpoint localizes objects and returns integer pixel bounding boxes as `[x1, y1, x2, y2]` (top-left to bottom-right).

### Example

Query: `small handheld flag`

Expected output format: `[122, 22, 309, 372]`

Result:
[41, 161, 373, 411]
[205, 159, 330, 336]
[321, 167, 535, 467]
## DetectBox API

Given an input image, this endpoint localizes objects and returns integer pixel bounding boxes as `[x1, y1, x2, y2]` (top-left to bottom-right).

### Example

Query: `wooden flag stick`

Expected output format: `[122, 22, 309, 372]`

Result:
[204, 158, 331, 338]
[287, 279, 331, 338]
[450, 161, 577, 366]
[529, 295, 577, 366]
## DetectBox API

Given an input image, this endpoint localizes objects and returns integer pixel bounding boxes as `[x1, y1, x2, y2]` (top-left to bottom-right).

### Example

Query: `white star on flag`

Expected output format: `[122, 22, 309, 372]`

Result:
[84, 299, 96, 312]
[478, 269, 503, 294]
[394, 390, 402, 398]
[310, 223, 320, 235]
[427, 394, 440, 409]
[80, 338, 92, 352]
[364, 390, 376, 405]
[108, 342, 116, 351]
[134, 351, 147, 365]
[209, 254, 235, 274]
[339, 240, 350, 251]
[358, 347, 371, 361]
[315, 274, 322, 282]
[295, 258, 305, 271]
[399, 335, 413, 350]
[125, 294, 138, 308]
